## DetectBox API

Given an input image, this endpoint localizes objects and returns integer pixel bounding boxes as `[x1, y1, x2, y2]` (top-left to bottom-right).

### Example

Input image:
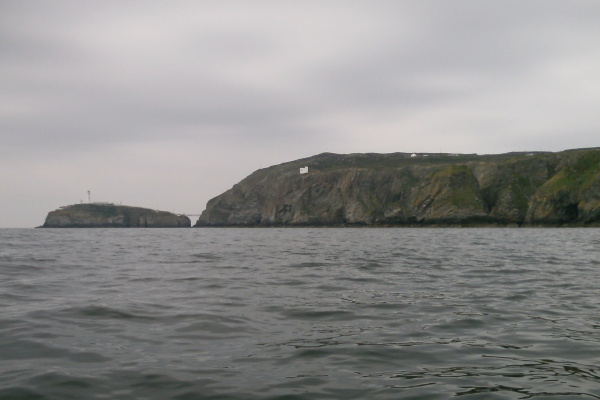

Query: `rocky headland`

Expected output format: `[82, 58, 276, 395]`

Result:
[42, 204, 191, 228]
[195, 148, 600, 227]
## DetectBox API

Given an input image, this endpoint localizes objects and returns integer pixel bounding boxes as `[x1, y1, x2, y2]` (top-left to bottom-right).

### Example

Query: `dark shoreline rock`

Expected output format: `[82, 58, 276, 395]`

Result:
[42, 204, 191, 228]
[195, 148, 600, 228]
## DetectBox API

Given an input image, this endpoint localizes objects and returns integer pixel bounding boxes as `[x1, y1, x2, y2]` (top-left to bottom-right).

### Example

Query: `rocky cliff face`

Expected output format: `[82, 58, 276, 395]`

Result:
[195, 148, 600, 227]
[42, 204, 191, 228]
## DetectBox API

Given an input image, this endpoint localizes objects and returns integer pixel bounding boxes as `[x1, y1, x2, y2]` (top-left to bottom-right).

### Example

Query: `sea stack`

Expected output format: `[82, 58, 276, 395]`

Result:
[42, 203, 191, 228]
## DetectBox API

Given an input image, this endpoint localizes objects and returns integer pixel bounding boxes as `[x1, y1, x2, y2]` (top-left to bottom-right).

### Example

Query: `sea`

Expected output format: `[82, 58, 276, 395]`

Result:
[1, 228, 599, 400]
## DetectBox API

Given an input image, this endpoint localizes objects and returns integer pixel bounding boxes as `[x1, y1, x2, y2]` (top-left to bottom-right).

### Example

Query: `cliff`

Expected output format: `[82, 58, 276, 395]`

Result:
[42, 204, 191, 228]
[195, 148, 600, 227]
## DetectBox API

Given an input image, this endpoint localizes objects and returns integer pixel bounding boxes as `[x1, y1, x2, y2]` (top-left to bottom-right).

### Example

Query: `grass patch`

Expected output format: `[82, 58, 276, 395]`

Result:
[545, 150, 600, 192]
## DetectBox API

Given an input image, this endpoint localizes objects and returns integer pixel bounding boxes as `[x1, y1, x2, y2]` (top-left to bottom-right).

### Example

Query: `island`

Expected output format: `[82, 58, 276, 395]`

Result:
[42, 203, 191, 228]
[194, 147, 600, 227]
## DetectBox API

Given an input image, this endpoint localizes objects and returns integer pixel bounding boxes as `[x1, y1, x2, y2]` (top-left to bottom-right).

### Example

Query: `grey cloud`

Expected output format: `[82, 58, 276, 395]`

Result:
[4, 1, 599, 135]
[2, 1, 600, 227]
[307, 2, 599, 104]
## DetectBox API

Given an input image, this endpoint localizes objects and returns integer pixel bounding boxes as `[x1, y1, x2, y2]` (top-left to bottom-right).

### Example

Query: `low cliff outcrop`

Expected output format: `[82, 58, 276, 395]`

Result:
[42, 204, 191, 228]
[195, 148, 600, 227]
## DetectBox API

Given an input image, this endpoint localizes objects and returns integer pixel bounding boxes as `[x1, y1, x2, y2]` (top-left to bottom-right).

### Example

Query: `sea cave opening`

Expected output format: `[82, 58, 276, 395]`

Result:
[563, 203, 579, 222]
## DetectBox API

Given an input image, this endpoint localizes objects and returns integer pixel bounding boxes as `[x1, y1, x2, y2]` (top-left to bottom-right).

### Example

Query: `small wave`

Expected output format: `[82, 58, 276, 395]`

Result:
[336, 276, 384, 283]
[191, 252, 222, 261]
[277, 308, 359, 322]
[288, 262, 325, 268]
[429, 317, 487, 331]
[361, 302, 412, 311]
[495, 268, 536, 275]
[76, 305, 158, 321]
[0, 387, 50, 400]
[0, 263, 46, 274]
[173, 315, 257, 335]
[2, 338, 111, 363]
[357, 262, 386, 271]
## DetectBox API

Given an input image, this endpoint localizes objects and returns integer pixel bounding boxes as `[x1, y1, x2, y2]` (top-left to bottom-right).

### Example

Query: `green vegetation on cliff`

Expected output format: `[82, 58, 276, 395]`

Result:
[526, 150, 600, 225]
[195, 148, 600, 227]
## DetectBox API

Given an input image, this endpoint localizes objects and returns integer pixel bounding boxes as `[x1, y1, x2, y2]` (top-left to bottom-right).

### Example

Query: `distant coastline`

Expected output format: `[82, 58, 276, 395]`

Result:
[39, 148, 600, 228]
[194, 147, 600, 228]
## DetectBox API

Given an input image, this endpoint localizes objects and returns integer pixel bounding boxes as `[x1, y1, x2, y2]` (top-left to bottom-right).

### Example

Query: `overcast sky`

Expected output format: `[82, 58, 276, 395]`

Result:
[2, 1, 600, 227]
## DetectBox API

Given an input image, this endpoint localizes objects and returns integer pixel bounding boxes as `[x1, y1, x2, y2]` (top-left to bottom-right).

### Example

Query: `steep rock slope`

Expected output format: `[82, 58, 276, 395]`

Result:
[43, 204, 191, 228]
[525, 150, 600, 225]
[195, 148, 600, 227]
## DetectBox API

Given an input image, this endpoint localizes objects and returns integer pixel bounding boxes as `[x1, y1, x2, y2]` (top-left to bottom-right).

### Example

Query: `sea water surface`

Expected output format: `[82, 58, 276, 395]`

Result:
[1, 228, 599, 399]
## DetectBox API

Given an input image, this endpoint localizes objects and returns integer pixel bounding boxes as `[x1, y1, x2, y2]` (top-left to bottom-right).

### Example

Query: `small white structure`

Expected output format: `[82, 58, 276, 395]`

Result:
[410, 153, 417, 158]
[299, 166, 309, 174]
